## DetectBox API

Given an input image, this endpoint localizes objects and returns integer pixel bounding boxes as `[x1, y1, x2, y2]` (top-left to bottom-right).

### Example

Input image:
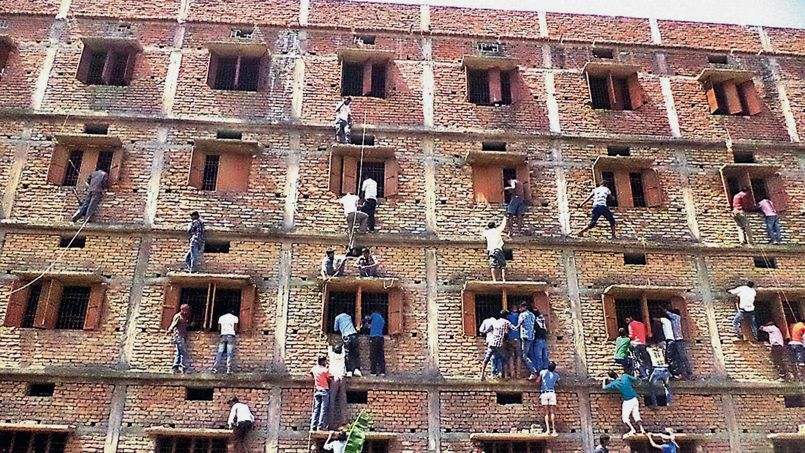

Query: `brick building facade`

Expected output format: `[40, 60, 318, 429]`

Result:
[0, 0, 802, 452]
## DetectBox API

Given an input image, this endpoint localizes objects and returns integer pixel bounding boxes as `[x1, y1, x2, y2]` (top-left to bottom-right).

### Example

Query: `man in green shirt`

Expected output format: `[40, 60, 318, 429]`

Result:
[602, 370, 645, 436]
[613, 328, 633, 374]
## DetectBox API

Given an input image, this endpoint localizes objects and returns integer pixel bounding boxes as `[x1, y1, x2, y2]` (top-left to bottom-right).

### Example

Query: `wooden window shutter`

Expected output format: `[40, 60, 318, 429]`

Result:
[206, 53, 220, 89]
[238, 284, 256, 334]
[614, 170, 634, 208]
[627, 73, 644, 109]
[642, 169, 663, 207]
[123, 50, 137, 85]
[34, 279, 62, 329]
[738, 80, 762, 115]
[585, 71, 594, 104]
[771, 295, 790, 339]
[488, 68, 502, 104]
[719, 168, 732, 207]
[75, 46, 94, 84]
[516, 163, 532, 203]
[472, 165, 503, 203]
[341, 156, 358, 195]
[47, 148, 70, 185]
[722, 80, 743, 114]
[607, 74, 623, 110]
[160, 284, 180, 330]
[462, 290, 476, 337]
[704, 80, 720, 114]
[361, 61, 373, 96]
[328, 152, 343, 194]
[4, 280, 29, 327]
[78, 149, 99, 186]
[216, 153, 252, 192]
[321, 283, 330, 333]
[670, 296, 696, 340]
[602, 294, 618, 340]
[187, 149, 205, 189]
[383, 158, 400, 198]
[387, 288, 403, 335]
[766, 174, 788, 212]
[109, 149, 124, 184]
[532, 292, 551, 329]
[83, 283, 106, 330]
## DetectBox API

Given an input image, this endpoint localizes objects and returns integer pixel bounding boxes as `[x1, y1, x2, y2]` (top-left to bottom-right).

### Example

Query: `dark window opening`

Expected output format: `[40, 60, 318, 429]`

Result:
[482, 141, 507, 151]
[59, 235, 85, 248]
[750, 177, 768, 201]
[782, 301, 802, 327]
[204, 241, 231, 254]
[361, 292, 389, 335]
[96, 150, 114, 174]
[601, 171, 618, 207]
[370, 64, 386, 98]
[623, 253, 647, 265]
[363, 441, 389, 453]
[753, 256, 777, 269]
[784, 395, 805, 408]
[346, 390, 368, 404]
[708, 54, 729, 64]
[21, 283, 42, 328]
[754, 300, 775, 337]
[210, 289, 241, 327]
[27, 383, 55, 397]
[589, 76, 610, 109]
[590, 75, 633, 110]
[185, 387, 214, 401]
[201, 154, 220, 191]
[181, 287, 209, 331]
[210, 55, 260, 92]
[179, 286, 241, 332]
[774, 440, 805, 453]
[629, 172, 646, 207]
[341, 62, 363, 97]
[0, 431, 68, 453]
[480, 442, 545, 453]
[630, 442, 697, 453]
[506, 294, 531, 311]
[468, 68, 490, 105]
[614, 77, 632, 110]
[725, 176, 742, 201]
[607, 146, 630, 156]
[155, 436, 227, 453]
[355, 35, 376, 45]
[496, 392, 523, 405]
[214, 56, 237, 90]
[500, 70, 512, 105]
[327, 291, 357, 334]
[733, 151, 755, 163]
[63, 150, 84, 187]
[502, 249, 514, 261]
[86, 50, 107, 85]
[350, 134, 375, 146]
[502, 167, 517, 203]
[79, 47, 134, 87]
[644, 394, 668, 406]
[83, 123, 108, 135]
[592, 48, 614, 59]
[710, 80, 756, 116]
[238, 57, 260, 91]
[216, 130, 242, 140]
[105, 51, 129, 86]
[357, 161, 386, 198]
[474, 293, 503, 335]
[615, 298, 642, 328]
[55, 286, 91, 330]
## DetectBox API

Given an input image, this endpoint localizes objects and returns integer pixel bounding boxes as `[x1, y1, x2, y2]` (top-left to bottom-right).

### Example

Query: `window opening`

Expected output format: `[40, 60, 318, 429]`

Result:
[467, 68, 490, 105]
[55, 286, 91, 330]
[350, 134, 375, 146]
[370, 64, 386, 98]
[629, 172, 646, 207]
[601, 171, 618, 206]
[474, 293, 503, 335]
[750, 178, 768, 201]
[210, 288, 241, 326]
[216, 130, 242, 140]
[615, 298, 642, 329]
[355, 35, 376, 45]
[180, 287, 209, 331]
[361, 292, 389, 335]
[753, 256, 777, 269]
[346, 390, 368, 404]
[155, 436, 227, 453]
[623, 253, 646, 265]
[21, 283, 42, 328]
[482, 141, 507, 151]
[733, 151, 755, 163]
[27, 383, 55, 397]
[480, 442, 545, 453]
[201, 154, 220, 191]
[708, 54, 729, 64]
[83, 123, 108, 135]
[86, 50, 107, 85]
[63, 150, 84, 187]
[357, 161, 385, 197]
[185, 387, 214, 401]
[96, 150, 114, 174]
[589, 76, 610, 109]
[204, 241, 231, 254]
[500, 70, 512, 105]
[327, 291, 357, 334]
[341, 62, 364, 97]
[592, 48, 614, 59]
[496, 392, 523, 405]
[59, 235, 86, 248]
[215, 56, 238, 90]
[0, 431, 68, 453]
[502, 167, 517, 203]
[607, 146, 630, 156]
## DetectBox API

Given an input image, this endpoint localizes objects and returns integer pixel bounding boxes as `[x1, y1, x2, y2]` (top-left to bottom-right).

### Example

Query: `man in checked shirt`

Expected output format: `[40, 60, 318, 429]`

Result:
[480, 310, 516, 380]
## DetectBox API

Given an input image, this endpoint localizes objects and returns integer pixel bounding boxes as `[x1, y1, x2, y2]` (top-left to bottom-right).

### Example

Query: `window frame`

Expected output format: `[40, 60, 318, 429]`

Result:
[0, 430, 69, 453]
[160, 278, 256, 334]
[76, 38, 139, 87]
[188, 139, 257, 193]
[719, 164, 787, 212]
[3, 276, 106, 331]
[47, 137, 125, 189]
[466, 66, 516, 106]
[468, 152, 531, 205]
[592, 156, 663, 208]
[207, 52, 264, 92]
[601, 286, 694, 341]
[328, 146, 399, 198]
[583, 62, 644, 111]
[461, 283, 550, 338]
[154, 435, 228, 453]
[320, 279, 403, 336]
[340, 57, 389, 99]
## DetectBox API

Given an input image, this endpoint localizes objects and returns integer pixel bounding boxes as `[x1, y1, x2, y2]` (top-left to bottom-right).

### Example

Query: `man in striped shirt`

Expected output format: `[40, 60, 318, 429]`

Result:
[480, 310, 515, 380]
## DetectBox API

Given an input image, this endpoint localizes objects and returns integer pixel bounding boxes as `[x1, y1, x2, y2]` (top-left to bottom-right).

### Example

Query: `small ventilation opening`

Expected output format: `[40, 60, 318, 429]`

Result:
[482, 141, 507, 151]
[753, 256, 777, 269]
[204, 241, 230, 254]
[350, 134, 375, 146]
[708, 54, 729, 65]
[59, 235, 86, 248]
[733, 151, 755, 164]
[185, 387, 214, 401]
[216, 130, 243, 140]
[496, 392, 523, 405]
[784, 395, 805, 408]
[84, 123, 109, 135]
[607, 146, 631, 157]
[27, 383, 55, 397]
[592, 48, 614, 59]
[354, 35, 376, 45]
[346, 391, 368, 404]
[502, 249, 514, 261]
[623, 253, 646, 265]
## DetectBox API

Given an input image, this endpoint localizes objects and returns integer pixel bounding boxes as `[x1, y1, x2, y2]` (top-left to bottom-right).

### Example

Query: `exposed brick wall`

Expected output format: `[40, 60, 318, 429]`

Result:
[0, 16, 51, 110]
[185, 0, 300, 26]
[308, 0, 420, 31]
[547, 13, 652, 44]
[658, 21, 762, 52]
[764, 27, 805, 54]
[429, 7, 542, 38]
[68, 0, 182, 20]
[776, 57, 805, 137]
[0, 0, 57, 15]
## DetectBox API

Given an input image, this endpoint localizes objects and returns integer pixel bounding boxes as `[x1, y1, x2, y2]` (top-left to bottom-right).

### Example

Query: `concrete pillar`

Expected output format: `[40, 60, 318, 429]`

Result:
[298, 0, 310, 26]
[576, 391, 595, 453]
[290, 58, 306, 122]
[273, 243, 293, 373]
[660, 77, 682, 138]
[102, 384, 127, 453]
[421, 37, 434, 129]
[144, 128, 169, 227]
[721, 393, 743, 453]
[551, 141, 570, 235]
[425, 249, 440, 375]
[674, 150, 700, 241]
[538, 11, 549, 38]
[265, 386, 283, 453]
[561, 250, 588, 376]
[162, 26, 186, 116]
[283, 132, 301, 230]
[767, 57, 800, 142]
[56, 0, 72, 19]
[1, 128, 32, 219]
[648, 18, 662, 45]
[31, 46, 58, 111]
[427, 388, 441, 452]
[422, 138, 437, 233]
[119, 235, 153, 368]
[694, 256, 727, 377]
[419, 4, 430, 32]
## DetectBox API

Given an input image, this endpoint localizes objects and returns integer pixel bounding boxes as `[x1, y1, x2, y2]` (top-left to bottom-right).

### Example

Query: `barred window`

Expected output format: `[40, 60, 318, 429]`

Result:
[55, 286, 91, 330]
[202, 154, 220, 191]
[357, 161, 385, 197]
[327, 291, 357, 334]
[21, 282, 42, 328]
[63, 150, 84, 187]
[361, 292, 388, 335]
[0, 430, 68, 453]
[155, 435, 228, 453]
[474, 293, 503, 336]
[96, 150, 114, 174]
[179, 285, 242, 332]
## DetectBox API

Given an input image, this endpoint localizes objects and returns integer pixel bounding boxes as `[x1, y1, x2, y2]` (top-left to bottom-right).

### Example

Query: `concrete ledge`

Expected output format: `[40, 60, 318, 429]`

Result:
[463, 280, 548, 294]
[0, 422, 73, 432]
[767, 432, 805, 440]
[310, 431, 397, 440]
[144, 426, 232, 438]
[469, 432, 558, 442]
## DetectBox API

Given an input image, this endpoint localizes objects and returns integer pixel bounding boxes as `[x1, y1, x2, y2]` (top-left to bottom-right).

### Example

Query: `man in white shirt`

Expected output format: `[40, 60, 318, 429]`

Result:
[484, 217, 508, 281]
[327, 344, 347, 428]
[576, 181, 617, 239]
[323, 430, 348, 453]
[334, 97, 352, 143]
[227, 396, 254, 453]
[359, 177, 378, 231]
[760, 321, 794, 380]
[729, 281, 758, 340]
[212, 310, 239, 374]
[339, 192, 369, 235]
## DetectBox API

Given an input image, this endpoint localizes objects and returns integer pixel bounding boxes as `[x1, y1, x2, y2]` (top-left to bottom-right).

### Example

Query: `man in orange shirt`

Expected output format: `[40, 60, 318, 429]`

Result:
[310, 356, 332, 431]
[626, 316, 651, 379]
[732, 187, 753, 245]
[789, 319, 805, 367]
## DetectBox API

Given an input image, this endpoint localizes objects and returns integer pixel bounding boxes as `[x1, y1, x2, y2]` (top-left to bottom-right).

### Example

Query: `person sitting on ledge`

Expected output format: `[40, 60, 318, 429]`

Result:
[321, 249, 348, 279]
[356, 247, 380, 277]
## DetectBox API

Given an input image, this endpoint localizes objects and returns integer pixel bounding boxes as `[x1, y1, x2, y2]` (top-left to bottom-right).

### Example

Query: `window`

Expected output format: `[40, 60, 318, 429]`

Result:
[774, 441, 805, 453]
[350, 134, 375, 146]
[188, 146, 253, 193]
[354, 35, 376, 45]
[784, 395, 805, 408]
[719, 165, 787, 212]
[471, 160, 530, 204]
[708, 54, 729, 65]
[748, 294, 804, 340]
[754, 256, 777, 269]
[204, 241, 230, 254]
[623, 253, 646, 265]
[321, 283, 403, 335]
[462, 286, 550, 338]
[346, 390, 368, 404]
[76, 41, 138, 86]
[474, 293, 503, 335]
[47, 147, 123, 188]
[733, 151, 755, 163]
[59, 235, 85, 248]
[592, 48, 614, 59]
[467, 67, 515, 106]
[27, 383, 56, 397]
[63, 150, 83, 187]
[328, 151, 399, 198]
[155, 436, 228, 453]
[482, 141, 507, 151]
[84, 123, 109, 135]
[704, 78, 762, 116]
[585, 66, 644, 111]
[96, 150, 114, 174]
[607, 146, 630, 157]
[0, 431, 68, 453]
[478, 441, 544, 453]
[0, 41, 12, 78]
[160, 281, 256, 334]
[341, 60, 387, 98]
[602, 290, 694, 341]
[216, 130, 242, 140]
[496, 392, 522, 405]
[4, 278, 105, 331]
[593, 158, 663, 208]
[201, 154, 220, 191]
[185, 387, 214, 401]
[207, 53, 262, 91]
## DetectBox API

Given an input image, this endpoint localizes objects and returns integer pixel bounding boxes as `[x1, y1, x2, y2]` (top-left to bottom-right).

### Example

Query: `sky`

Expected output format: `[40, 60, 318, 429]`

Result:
[360, 0, 805, 28]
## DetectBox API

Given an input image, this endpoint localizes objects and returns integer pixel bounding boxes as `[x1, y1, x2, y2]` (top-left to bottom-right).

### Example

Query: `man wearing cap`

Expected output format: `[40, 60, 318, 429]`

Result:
[185, 211, 205, 273]
[321, 249, 348, 278]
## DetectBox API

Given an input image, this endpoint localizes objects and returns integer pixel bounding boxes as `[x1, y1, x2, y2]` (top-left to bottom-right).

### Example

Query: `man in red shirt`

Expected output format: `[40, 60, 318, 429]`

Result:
[732, 187, 753, 245]
[626, 317, 651, 379]
[310, 356, 332, 431]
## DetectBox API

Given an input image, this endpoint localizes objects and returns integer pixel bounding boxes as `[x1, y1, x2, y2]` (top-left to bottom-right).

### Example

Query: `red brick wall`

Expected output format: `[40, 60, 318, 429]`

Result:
[765, 27, 805, 54]
[429, 7, 542, 38]
[658, 21, 762, 52]
[548, 13, 652, 44]
[308, 0, 420, 31]
[185, 0, 299, 26]
[69, 0, 182, 20]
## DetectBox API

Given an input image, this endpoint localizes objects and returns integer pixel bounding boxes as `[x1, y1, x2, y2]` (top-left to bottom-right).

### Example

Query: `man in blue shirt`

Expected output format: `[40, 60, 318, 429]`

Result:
[602, 370, 645, 436]
[648, 428, 679, 453]
[334, 313, 361, 377]
[505, 306, 522, 378]
[536, 361, 560, 435]
[368, 312, 386, 376]
[517, 303, 539, 380]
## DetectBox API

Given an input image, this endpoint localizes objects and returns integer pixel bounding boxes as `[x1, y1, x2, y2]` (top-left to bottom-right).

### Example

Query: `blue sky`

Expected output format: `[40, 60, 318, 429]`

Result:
[360, 0, 805, 28]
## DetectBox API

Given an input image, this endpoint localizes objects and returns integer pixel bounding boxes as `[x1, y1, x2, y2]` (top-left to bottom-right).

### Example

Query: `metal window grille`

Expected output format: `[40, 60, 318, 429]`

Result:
[63, 150, 84, 187]
[21, 282, 42, 328]
[500, 70, 512, 105]
[327, 291, 356, 334]
[467, 68, 489, 105]
[615, 298, 642, 328]
[210, 288, 241, 326]
[613, 76, 632, 110]
[629, 172, 646, 207]
[750, 177, 769, 201]
[361, 292, 388, 335]
[369, 64, 386, 98]
[214, 56, 238, 90]
[502, 167, 517, 203]
[782, 299, 802, 326]
[341, 62, 363, 96]
[55, 286, 90, 330]
[601, 171, 618, 207]
[479, 441, 545, 453]
[201, 154, 220, 191]
[358, 161, 385, 197]
[237, 57, 261, 91]
[155, 436, 228, 453]
[86, 50, 107, 85]
[180, 287, 209, 331]
[0, 431, 68, 453]
[96, 150, 114, 173]
[506, 294, 531, 312]
[474, 293, 503, 335]
[588, 75, 610, 109]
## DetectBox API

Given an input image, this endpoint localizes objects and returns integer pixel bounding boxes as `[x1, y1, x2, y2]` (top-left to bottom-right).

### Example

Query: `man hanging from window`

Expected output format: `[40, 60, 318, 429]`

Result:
[323, 430, 348, 453]
[646, 345, 672, 408]
[602, 370, 645, 437]
[334, 312, 362, 377]
[535, 361, 560, 435]
[483, 217, 508, 282]
[367, 310, 386, 377]
[334, 97, 352, 144]
[356, 247, 380, 278]
[531, 308, 550, 373]
[310, 356, 331, 431]
[575, 181, 617, 240]
[227, 396, 254, 453]
[505, 304, 522, 379]
[647, 428, 680, 453]
[731, 186, 753, 245]
[166, 303, 191, 374]
[517, 302, 539, 381]
[321, 249, 348, 279]
[211, 309, 238, 374]
[480, 310, 513, 380]
[504, 178, 526, 236]
[757, 196, 783, 244]
[729, 281, 757, 340]
[789, 318, 805, 368]
[360, 176, 378, 232]
[339, 192, 369, 236]
[71, 168, 108, 223]
[664, 308, 692, 380]
[760, 321, 795, 380]
[184, 211, 205, 273]
[613, 328, 633, 374]
[326, 343, 347, 429]
[626, 316, 651, 379]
